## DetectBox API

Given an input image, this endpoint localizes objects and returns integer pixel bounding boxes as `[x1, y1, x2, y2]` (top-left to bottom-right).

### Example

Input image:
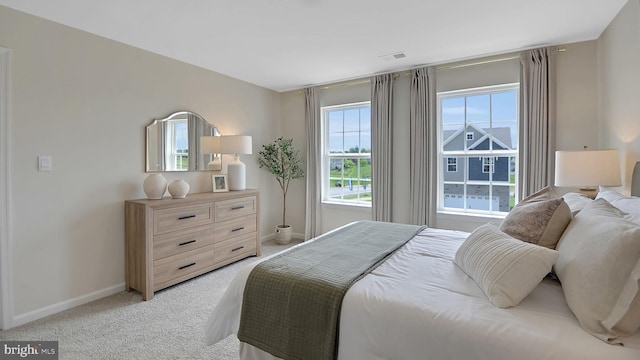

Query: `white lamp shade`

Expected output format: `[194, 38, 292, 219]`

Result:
[200, 136, 220, 154]
[220, 135, 252, 155]
[555, 149, 621, 187]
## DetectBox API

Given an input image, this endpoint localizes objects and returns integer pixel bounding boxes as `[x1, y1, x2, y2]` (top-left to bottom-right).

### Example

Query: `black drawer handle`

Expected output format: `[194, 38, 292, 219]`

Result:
[231, 227, 245, 232]
[179, 240, 196, 246]
[178, 215, 196, 220]
[231, 206, 245, 210]
[231, 246, 245, 252]
[179, 262, 196, 270]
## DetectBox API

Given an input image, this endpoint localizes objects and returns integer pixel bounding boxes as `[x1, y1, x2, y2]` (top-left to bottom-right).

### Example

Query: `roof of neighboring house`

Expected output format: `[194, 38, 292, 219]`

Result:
[443, 124, 513, 150]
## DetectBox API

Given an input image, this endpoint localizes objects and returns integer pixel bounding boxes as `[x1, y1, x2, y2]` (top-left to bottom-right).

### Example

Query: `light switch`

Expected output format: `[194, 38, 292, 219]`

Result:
[38, 155, 52, 172]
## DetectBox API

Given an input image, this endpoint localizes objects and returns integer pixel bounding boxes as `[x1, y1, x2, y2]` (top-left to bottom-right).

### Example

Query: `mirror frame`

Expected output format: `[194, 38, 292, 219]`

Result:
[145, 111, 221, 172]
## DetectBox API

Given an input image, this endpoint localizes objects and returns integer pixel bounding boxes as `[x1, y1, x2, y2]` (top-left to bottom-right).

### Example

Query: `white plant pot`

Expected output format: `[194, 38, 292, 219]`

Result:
[168, 179, 190, 199]
[143, 174, 167, 199]
[274, 225, 293, 245]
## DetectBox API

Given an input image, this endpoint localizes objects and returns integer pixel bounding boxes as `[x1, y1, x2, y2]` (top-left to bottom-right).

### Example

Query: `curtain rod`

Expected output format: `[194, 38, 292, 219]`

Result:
[298, 46, 567, 93]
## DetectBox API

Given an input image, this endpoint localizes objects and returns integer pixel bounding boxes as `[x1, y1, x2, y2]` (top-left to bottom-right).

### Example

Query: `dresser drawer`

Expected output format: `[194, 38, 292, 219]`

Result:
[153, 244, 215, 288]
[214, 196, 256, 222]
[214, 215, 257, 242]
[154, 203, 213, 234]
[214, 233, 257, 264]
[154, 227, 214, 260]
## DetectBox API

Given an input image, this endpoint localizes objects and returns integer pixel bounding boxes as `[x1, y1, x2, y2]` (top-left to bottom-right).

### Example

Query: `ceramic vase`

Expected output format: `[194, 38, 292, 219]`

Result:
[168, 179, 190, 199]
[143, 174, 167, 199]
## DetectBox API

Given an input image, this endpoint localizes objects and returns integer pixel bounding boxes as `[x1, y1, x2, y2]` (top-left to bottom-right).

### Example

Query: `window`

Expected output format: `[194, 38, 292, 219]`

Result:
[481, 157, 495, 173]
[439, 84, 519, 215]
[164, 119, 189, 171]
[322, 102, 371, 206]
[447, 157, 458, 172]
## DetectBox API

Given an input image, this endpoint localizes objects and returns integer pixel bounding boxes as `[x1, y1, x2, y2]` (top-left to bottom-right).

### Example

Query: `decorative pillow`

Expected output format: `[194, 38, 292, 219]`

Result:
[499, 187, 572, 249]
[454, 223, 559, 308]
[555, 198, 640, 344]
[596, 186, 640, 224]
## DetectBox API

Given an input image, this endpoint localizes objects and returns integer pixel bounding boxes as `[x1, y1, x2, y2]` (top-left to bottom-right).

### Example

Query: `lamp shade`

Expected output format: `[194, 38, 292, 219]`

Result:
[200, 136, 220, 154]
[220, 135, 252, 155]
[555, 149, 621, 188]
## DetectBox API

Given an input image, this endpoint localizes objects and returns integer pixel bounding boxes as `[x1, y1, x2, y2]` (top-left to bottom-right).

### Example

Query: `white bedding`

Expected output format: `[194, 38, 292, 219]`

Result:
[205, 227, 640, 360]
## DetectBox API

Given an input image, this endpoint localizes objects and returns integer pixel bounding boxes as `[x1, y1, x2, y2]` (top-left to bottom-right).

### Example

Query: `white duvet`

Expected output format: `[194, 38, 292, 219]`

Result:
[205, 227, 640, 360]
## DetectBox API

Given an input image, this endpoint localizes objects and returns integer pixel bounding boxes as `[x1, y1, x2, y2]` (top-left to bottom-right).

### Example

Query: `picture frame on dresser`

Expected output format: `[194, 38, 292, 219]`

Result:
[213, 174, 228, 192]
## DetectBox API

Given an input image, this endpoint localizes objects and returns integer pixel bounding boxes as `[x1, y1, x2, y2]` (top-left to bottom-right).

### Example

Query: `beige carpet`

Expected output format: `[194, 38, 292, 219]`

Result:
[0, 238, 301, 359]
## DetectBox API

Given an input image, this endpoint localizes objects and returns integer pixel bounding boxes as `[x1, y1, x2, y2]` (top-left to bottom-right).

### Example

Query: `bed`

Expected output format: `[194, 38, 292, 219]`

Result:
[204, 162, 640, 360]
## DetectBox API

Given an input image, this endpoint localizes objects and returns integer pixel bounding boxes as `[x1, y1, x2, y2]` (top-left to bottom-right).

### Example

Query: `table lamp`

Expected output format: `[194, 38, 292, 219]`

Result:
[555, 148, 621, 198]
[220, 135, 252, 191]
[200, 136, 221, 171]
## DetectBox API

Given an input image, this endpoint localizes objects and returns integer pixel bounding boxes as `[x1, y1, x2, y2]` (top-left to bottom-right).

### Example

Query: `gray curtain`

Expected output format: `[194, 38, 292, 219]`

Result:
[409, 67, 437, 226]
[519, 47, 557, 198]
[304, 87, 321, 240]
[371, 74, 394, 222]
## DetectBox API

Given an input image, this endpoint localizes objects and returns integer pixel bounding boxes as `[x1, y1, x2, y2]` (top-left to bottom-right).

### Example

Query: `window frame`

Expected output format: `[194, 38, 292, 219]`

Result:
[321, 101, 372, 207]
[437, 83, 519, 216]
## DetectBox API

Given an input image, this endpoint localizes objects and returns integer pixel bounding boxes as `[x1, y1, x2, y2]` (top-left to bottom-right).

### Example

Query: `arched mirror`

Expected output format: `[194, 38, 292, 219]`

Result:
[145, 111, 221, 172]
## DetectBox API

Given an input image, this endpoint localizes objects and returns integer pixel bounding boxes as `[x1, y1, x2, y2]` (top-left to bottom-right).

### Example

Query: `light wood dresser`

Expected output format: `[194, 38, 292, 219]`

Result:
[125, 189, 260, 300]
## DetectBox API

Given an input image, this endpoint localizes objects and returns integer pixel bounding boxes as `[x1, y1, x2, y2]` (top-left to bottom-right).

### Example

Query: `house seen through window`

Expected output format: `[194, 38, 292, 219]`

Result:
[322, 102, 372, 206]
[438, 84, 519, 215]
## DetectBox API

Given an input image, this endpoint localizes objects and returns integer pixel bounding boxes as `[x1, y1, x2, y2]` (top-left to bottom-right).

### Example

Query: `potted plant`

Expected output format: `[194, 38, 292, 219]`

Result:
[257, 137, 304, 244]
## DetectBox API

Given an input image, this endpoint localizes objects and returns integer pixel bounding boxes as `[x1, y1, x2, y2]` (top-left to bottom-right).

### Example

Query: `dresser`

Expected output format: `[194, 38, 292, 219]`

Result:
[125, 189, 260, 300]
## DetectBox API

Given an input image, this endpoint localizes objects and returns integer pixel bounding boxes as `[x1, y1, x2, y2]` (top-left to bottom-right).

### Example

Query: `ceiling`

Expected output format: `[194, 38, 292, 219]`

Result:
[0, 0, 628, 92]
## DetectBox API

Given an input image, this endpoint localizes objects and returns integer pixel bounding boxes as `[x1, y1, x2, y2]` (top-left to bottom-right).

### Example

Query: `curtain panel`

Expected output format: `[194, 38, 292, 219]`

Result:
[409, 67, 437, 226]
[371, 74, 394, 222]
[304, 87, 321, 240]
[519, 47, 557, 198]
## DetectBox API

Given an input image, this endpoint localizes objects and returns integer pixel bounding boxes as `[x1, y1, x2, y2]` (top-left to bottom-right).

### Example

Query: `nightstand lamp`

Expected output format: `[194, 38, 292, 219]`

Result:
[555, 148, 621, 198]
[220, 135, 252, 191]
[200, 136, 221, 171]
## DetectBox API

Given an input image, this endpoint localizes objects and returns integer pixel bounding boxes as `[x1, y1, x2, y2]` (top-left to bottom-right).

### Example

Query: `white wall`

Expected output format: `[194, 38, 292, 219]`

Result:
[0, 6, 282, 326]
[556, 42, 599, 152]
[597, 0, 640, 193]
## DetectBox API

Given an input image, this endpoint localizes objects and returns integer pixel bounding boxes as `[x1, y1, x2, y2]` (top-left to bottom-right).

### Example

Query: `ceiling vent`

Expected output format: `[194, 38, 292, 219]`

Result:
[379, 51, 407, 61]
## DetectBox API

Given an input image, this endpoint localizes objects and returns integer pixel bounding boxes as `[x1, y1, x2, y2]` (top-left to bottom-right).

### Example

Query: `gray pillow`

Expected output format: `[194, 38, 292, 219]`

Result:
[500, 187, 572, 249]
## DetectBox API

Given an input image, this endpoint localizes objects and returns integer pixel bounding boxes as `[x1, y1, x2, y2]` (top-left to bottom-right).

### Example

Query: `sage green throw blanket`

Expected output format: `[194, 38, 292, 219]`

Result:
[237, 221, 426, 360]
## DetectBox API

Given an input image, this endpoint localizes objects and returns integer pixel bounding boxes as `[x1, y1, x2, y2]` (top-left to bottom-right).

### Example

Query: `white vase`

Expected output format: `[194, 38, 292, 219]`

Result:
[168, 179, 190, 199]
[143, 174, 167, 199]
[274, 225, 293, 245]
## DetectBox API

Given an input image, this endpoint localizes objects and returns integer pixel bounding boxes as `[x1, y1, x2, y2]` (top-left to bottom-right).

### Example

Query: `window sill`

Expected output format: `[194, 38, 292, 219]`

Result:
[437, 210, 506, 221]
[321, 201, 372, 210]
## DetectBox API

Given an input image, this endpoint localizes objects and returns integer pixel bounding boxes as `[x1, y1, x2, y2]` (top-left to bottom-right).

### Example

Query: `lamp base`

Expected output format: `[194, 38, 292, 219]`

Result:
[227, 157, 246, 191]
[577, 187, 598, 199]
[208, 157, 221, 171]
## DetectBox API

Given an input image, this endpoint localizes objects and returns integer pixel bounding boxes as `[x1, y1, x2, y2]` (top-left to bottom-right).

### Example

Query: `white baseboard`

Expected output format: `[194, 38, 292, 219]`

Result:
[11, 283, 126, 329]
[261, 232, 304, 243]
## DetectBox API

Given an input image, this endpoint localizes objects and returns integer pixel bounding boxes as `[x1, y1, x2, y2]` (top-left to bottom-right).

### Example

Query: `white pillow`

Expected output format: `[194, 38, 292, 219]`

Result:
[561, 192, 593, 215]
[596, 186, 640, 224]
[555, 198, 640, 344]
[454, 223, 559, 308]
